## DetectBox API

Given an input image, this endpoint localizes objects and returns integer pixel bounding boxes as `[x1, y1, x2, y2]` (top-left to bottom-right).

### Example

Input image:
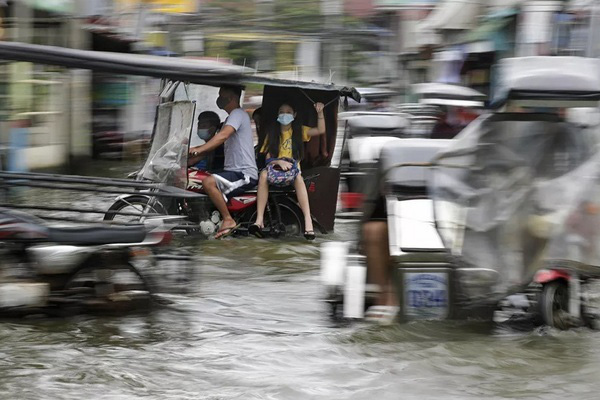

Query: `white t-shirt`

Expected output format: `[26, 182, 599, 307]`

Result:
[223, 108, 258, 180]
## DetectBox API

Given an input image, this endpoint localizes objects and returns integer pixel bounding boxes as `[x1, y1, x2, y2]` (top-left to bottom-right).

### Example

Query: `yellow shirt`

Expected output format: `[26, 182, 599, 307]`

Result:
[261, 126, 311, 158]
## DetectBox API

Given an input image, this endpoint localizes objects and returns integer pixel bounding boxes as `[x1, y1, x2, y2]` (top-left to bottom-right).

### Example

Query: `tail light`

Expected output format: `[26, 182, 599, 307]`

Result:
[534, 269, 570, 284]
[340, 192, 364, 210]
[147, 230, 173, 246]
[130, 247, 152, 257]
[155, 230, 173, 246]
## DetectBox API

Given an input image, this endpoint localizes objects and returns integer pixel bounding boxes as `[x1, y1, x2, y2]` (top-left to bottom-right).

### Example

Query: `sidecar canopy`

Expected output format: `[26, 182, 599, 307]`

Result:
[412, 83, 486, 108]
[346, 114, 409, 137]
[381, 138, 452, 191]
[0, 41, 360, 102]
[493, 56, 600, 108]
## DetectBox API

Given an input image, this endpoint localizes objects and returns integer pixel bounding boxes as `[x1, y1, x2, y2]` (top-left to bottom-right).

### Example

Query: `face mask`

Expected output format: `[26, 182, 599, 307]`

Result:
[216, 96, 230, 110]
[277, 113, 295, 125]
[197, 128, 211, 141]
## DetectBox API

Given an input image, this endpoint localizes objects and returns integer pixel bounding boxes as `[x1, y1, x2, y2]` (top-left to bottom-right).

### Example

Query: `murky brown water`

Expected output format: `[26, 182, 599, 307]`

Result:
[1, 161, 600, 399]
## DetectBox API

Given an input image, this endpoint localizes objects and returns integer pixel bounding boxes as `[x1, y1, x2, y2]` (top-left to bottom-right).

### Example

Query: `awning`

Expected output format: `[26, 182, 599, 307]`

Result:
[209, 32, 300, 44]
[457, 12, 515, 52]
[418, 0, 481, 31]
[374, 0, 440, 10]
[568, 0, 595, 11]
[414, 0, 481, 47]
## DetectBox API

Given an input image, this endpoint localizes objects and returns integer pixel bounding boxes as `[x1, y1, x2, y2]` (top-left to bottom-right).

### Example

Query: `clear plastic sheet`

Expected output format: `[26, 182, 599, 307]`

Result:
[430, 113, 600, 296]
[140, 101, 196, 189]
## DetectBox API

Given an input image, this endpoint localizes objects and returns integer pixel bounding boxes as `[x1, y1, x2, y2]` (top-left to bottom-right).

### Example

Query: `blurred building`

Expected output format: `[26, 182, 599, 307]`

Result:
[369, 0, 599, 101]
[0, 0, 92, 170]
[0, 0, 193, 169]
[2, 0, 600, 170]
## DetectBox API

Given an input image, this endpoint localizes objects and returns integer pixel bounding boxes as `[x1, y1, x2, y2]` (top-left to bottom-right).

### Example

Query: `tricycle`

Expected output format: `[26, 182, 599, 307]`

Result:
[321, 56, 600, 329]
[0, 41, 360, 239]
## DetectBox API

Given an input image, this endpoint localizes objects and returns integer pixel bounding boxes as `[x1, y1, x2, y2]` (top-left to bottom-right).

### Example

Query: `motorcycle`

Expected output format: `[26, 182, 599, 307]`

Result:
[104, 164, 319, 239]
[97, 84, 355, 238]
[185, 167, 319, 237]
[0, 207, 186, 317]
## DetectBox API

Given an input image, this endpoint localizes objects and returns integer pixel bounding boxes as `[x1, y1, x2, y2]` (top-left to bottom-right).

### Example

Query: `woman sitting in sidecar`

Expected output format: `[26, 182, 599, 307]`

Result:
[249, 101, 327, 241]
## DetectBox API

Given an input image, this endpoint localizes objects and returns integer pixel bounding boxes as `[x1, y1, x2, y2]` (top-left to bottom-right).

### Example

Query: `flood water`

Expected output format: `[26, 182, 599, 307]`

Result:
[2, 161, 600, 399]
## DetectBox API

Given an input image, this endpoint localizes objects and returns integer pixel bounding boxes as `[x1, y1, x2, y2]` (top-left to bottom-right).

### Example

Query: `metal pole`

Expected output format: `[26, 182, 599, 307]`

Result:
[587, 0, 599, 57]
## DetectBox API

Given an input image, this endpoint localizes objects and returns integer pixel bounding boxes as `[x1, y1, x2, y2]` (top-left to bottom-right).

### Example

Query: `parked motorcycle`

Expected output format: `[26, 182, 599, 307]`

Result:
[0, 207, 182, 317]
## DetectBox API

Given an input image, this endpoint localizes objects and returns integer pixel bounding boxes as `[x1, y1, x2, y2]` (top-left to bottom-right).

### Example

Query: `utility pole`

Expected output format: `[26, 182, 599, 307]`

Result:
[587, 0, 600, 57]
[255, 0, 274, 71]
[67, 0, 92, 166]
[321, 0, 345, 84]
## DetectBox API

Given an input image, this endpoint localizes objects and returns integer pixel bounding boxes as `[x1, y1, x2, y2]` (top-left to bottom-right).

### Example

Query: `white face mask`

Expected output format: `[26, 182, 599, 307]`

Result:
[277, 113, 295, 125]
[197, 128, 211, 141]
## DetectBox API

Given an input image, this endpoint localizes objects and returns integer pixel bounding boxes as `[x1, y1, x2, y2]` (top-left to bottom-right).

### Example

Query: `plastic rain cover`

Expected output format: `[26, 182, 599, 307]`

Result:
[430, 112, 600, 298]
[140, 101, 196, 189]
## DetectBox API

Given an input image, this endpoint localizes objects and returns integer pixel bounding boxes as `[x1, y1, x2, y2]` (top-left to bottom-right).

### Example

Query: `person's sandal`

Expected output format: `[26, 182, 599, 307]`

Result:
[215, 224, 240, 239]
[365, 305, 399, 326]
[304, 231, 316, 241]
[248, 224, 265, 238]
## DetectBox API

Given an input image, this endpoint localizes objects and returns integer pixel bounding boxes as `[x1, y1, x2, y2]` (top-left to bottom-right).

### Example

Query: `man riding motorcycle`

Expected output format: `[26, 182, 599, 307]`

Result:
[188, 85, 258, 239]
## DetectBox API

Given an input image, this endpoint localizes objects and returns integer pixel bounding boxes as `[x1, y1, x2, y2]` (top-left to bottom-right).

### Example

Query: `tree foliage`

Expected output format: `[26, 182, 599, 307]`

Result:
[206, 0, 324, 33]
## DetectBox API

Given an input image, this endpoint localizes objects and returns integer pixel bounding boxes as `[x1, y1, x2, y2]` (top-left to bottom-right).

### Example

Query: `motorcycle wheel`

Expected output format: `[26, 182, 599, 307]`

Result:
[582, 279, 600, 330]
[540, 280, 571, 330]
[104, 195, 166, 223]
[246, 201, 303, 238]
[63, 261, 154, 314]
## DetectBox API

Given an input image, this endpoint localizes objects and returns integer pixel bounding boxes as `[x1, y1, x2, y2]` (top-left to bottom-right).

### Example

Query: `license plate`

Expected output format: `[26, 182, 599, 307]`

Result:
[404, 272, 449, 319]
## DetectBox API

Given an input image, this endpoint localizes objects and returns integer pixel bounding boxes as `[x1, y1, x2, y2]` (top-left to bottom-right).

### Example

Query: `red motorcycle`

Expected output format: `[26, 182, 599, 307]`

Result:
[105, 163, 326, 238]
[102, 95, 342, 238]
[102, 87, 346, 238]
[185, 168, 311, 237]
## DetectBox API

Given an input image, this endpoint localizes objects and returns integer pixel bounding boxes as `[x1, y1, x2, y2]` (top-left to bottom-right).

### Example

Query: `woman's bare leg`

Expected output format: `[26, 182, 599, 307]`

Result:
[294, 174, 313, 232]
[253, 170, 269, 228]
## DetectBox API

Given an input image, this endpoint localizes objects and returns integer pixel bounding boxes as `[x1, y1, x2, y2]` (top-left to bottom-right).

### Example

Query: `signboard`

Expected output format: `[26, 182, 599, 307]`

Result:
[375, 0, 439, 9]
[116, 0, 197, 13]
[27, 0, 73, 13]
[147, 0, 197, 13]
[404, 271, 449, 319]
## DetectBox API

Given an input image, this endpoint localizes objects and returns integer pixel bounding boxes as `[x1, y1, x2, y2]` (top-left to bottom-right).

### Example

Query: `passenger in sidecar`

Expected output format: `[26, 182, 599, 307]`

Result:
[321, 138, 461, 323]
[189, 111, 224, 171]
[362, 139, 454, 322]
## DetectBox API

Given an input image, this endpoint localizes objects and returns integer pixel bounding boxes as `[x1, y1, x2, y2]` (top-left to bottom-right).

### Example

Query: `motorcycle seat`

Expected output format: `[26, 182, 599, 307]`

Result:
[47, 225, 148, 245]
